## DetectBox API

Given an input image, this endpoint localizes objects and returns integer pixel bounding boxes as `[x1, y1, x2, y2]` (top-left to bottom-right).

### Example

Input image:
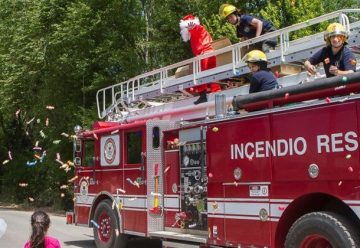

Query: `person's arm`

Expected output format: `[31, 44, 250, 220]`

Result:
[250, 17, 263, 37]
[304, 60, 317, 74]
[304, 48, 324, 74]
[329, 49, 356, 76]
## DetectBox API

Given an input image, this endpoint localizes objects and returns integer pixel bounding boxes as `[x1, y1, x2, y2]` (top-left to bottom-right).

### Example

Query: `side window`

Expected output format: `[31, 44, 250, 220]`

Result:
[83, 140, 95, 166]
[152, 126, 160, 149]
[126, 131, 142, 164]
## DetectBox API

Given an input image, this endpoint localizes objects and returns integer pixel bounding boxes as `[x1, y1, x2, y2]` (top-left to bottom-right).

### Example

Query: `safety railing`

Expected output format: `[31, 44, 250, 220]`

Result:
[96, 9, 360, 119]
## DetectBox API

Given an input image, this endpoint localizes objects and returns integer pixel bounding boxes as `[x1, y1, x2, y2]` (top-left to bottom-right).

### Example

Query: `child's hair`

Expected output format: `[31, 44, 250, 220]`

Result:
[255, 61, 268, 71]
[30, 210, 50, 248]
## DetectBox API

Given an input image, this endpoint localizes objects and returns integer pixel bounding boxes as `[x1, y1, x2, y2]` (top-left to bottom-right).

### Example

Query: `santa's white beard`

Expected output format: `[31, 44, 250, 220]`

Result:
[181, 28, 191, 42]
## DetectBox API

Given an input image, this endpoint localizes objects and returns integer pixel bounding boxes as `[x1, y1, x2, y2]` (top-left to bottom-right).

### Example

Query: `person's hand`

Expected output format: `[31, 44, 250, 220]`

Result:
[304, 61, 316, 75]
[187, 22, 196, 30]
[329, 65, 339, 75]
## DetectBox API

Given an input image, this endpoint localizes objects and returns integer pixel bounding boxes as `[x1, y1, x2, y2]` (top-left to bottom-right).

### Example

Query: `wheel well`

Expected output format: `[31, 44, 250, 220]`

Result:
[89, 193, 113, 226]
[275, 192, 360, 247]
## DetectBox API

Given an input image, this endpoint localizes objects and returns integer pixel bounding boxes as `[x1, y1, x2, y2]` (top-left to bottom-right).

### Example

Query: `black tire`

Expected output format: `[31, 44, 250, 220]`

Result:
[93, 199, 124, 248]
[285, 211, 359, 248]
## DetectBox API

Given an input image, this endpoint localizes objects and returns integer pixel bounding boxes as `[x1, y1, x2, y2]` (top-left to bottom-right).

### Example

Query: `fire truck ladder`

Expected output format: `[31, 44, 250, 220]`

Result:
[96, 9, 360, 123]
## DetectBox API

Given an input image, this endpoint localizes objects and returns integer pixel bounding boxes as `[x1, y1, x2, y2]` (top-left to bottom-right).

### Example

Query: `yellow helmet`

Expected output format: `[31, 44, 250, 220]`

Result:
[243, 50, 267, 63]
[324, 23, 348, 45]
[219, 4, 237, 19]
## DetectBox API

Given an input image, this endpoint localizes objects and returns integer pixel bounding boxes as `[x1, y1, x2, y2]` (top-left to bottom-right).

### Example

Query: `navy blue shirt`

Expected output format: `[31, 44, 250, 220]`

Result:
[249, 70, 278, 93]
[309, 46, 356, 78]
[236, 14, 274, 39]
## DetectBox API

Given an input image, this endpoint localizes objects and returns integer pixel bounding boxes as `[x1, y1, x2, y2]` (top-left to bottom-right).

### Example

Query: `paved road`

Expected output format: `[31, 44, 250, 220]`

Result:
[0, 209, 162, 248]
[0, 209, 96, 248]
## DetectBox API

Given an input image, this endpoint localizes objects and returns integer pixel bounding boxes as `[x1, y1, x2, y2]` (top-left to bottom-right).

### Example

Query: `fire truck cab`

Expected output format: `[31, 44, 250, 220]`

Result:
[72, 9, 360, 248]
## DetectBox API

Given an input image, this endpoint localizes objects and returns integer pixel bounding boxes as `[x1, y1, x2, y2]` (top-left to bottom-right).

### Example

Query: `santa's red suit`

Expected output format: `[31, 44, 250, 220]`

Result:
[180, 14, 221, 94]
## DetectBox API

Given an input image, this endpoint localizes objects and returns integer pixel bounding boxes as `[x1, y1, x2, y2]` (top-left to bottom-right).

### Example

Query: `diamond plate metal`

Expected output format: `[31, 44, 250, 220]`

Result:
[146, 120, 178, 233]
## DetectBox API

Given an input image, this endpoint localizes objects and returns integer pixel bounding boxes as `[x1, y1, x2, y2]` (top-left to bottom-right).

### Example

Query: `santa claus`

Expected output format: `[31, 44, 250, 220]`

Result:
[179, 14, 221, 104]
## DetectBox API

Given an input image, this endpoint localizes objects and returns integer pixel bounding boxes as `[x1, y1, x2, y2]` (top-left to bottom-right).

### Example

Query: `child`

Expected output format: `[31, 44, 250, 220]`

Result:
[243, 50, 278, 93]
[24, 210, 61, 248]
[304, 22, 356, 78]
[219, 4, 277, 52]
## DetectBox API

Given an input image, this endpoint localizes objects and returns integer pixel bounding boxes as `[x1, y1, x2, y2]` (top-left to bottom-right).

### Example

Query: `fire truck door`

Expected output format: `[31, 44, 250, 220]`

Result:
[122, 129, 147, 234]
[207, 116, 272, 246]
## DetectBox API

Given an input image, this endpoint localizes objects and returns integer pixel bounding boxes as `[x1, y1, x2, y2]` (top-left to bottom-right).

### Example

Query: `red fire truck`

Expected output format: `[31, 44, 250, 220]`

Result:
[71, 9, 360, 248]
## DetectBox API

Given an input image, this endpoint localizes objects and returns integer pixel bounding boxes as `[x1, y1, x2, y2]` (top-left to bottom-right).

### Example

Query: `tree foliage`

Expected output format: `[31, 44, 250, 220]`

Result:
[0, 0, 357, 209]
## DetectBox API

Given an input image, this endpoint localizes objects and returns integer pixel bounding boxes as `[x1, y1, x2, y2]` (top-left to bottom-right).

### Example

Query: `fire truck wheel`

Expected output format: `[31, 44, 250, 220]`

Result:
[284, 211, 359, 248]
[93, 199, 123, 248]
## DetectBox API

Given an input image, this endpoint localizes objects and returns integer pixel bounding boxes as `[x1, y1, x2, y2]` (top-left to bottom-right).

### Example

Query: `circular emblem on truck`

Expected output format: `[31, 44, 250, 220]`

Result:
[104, 138, 116, 164]
[80, 180, 89, 196]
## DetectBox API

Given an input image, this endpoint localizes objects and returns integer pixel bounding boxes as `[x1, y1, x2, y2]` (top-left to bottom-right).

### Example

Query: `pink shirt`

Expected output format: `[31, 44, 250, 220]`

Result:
[24, 236, 61, 248]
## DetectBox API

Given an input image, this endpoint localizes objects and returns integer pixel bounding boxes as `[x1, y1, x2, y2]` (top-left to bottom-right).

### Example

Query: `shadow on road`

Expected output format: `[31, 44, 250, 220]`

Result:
[63, 240, 96, 248]
[63, 238, 162, 248]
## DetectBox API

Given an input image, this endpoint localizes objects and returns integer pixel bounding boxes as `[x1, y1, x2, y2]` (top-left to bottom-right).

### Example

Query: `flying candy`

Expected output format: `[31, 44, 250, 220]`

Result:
[28, 197, 34, 202]
[111, 130, 119, 134]
[36, 119, 41, 124]
[93, 133, 98, 140]
[61, 132, 69, 137]
[117, 188, 126, 194]
[39, 151, 46, 163]
[60, 193, 65, 198]
[60, 185, 68, 189]
[188, 223, 197, 228]
[53, 140, 61, 144]
[19, 183, 28, 187]
[55, 159, 64, 165]
[46, 105, 55, 110]
[40, 130, 46, 138]
[64, 167, 71, 173]
[285, 93, 290, 99]
[164, 166, 171, 174]
[2, 160, 9, 165]
[35, 141, 39, 147]
[60, 163, 69, 169]
[26, 117, 35, 125]
[15, 109, 21, 118]
[33, 146, 42, 151]
[346, 154, 352, 159]
[26, 160, 38, 167]
[68, 176, 78, 183]
[8, 151, 12, 160]
[45, 118, 49, 127]
[90, 220, 99, 229]
[67, 161, 74, 167]
[348, 166, 354, 172]
[56, 153, 61, 161]
[278, 205, 286, 211]
[338, 181, 343, 186]
[325, 97, 331, 103]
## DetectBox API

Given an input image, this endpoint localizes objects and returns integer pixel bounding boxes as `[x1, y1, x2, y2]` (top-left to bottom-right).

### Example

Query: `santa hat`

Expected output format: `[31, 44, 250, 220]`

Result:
[179, 14, 200, 30]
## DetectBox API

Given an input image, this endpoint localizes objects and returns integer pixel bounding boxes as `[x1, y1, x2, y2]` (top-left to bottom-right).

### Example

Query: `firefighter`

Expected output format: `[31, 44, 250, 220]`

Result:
[304, 23, 357, 78]
[243, 50, 278, 93]
[219, 3, 277, 52]
[179, 14, 221, 105]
